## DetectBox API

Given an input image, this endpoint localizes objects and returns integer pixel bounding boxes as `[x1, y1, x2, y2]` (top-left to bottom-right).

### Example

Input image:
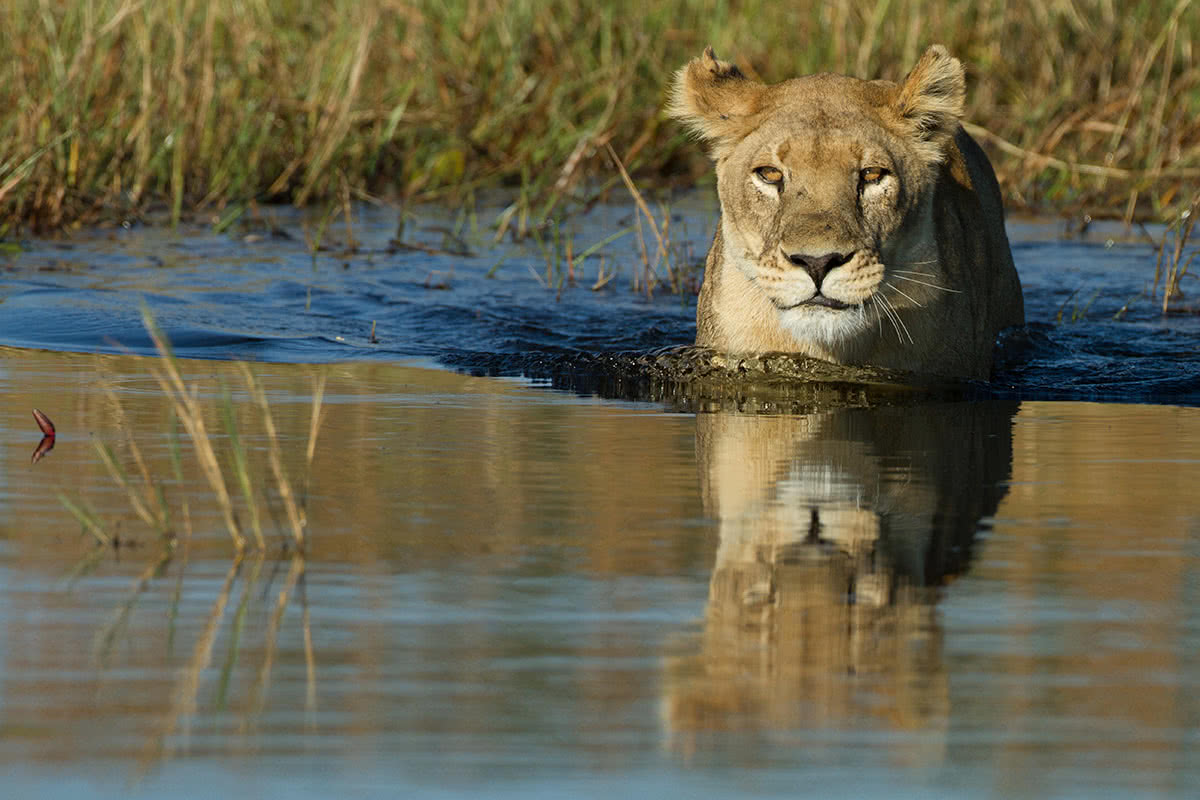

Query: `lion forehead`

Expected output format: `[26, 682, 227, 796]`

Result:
[771, 72, 897, 107]
[742, 106, 903, 174]
[771, 128, 887, 170]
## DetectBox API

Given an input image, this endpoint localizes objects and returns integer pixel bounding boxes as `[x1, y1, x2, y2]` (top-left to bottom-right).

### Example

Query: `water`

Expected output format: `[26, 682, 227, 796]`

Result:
[4, 200, 1199, 402]
[1, 200, 1199, 797]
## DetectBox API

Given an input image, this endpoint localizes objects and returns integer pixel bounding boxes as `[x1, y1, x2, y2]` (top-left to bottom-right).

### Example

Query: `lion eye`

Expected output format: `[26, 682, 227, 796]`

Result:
[754, 166, 784, 187]
[860, 167, 889, 185]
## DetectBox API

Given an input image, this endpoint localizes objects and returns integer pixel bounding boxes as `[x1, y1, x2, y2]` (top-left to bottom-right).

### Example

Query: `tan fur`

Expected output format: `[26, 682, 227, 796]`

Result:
[662, 402, 1018, 741]
[669, 45, 1024, 380]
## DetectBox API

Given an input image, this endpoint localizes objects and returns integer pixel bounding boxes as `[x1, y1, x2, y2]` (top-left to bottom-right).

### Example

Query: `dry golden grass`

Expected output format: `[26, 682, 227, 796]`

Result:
[1, 0, 1197, 233]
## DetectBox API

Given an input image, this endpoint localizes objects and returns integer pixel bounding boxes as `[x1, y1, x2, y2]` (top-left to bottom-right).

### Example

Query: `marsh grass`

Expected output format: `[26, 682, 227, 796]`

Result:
[513, 203, 699, 297]
[501, 145, 702, 296]
[1154, 193, 1200, 313]
[57, 325, 324, 768]
[61, 310, 326, 558]
[2, 0, 1198, 234]
[1055, 287, 1102, 324]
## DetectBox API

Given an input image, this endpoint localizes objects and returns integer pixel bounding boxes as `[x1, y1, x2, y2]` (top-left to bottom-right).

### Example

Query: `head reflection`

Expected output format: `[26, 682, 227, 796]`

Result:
[666, 401, 1017, 756]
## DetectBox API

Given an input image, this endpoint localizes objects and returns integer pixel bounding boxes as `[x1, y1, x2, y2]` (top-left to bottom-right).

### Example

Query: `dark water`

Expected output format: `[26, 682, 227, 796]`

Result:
[2, 200, 1200, 798]
[3, 198, 1199, 404]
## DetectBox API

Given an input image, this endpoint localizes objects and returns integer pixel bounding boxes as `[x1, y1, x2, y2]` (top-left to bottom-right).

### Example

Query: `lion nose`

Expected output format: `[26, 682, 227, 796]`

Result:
[785, 251, 853, 285]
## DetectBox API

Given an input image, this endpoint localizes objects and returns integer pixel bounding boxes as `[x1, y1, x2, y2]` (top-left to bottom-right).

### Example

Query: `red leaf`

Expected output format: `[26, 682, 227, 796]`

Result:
[31, 435, 55, 465]
[32, 408, 56, 436]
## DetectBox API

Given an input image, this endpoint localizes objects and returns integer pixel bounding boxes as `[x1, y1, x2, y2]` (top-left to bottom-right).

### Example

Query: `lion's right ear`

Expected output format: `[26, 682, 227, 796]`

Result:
[668, 47, 766, 158]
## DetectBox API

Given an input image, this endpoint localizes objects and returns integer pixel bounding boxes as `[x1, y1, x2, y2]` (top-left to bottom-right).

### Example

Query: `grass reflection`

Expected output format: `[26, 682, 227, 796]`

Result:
[131, 552, 315, 772]
[65, 544, 315, 773]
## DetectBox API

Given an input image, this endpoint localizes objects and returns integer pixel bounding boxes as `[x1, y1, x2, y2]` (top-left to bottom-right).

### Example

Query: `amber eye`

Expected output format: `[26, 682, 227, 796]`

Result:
[860, 167, 889, 185]
[754, 166, 784, 187]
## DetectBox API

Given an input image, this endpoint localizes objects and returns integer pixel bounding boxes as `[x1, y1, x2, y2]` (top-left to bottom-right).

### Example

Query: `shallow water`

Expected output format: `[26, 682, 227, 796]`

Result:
[2, 201, 1200, 797]
[1, 351, 1198, 797]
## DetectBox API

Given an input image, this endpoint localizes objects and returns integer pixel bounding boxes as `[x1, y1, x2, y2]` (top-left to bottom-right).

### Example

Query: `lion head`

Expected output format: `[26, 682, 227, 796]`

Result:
[669, 46, 1023, 379]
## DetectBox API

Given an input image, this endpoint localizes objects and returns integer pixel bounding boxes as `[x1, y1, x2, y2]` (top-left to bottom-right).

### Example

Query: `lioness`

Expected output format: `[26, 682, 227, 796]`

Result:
[669, 46, 1024, 380]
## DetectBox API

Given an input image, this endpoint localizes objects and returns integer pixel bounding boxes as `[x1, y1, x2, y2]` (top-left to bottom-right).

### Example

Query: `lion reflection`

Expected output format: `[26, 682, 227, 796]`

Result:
[665, 401, 1016, 757]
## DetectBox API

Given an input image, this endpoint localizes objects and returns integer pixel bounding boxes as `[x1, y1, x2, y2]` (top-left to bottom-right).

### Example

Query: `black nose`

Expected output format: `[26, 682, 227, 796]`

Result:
[786, 251, 853, 285]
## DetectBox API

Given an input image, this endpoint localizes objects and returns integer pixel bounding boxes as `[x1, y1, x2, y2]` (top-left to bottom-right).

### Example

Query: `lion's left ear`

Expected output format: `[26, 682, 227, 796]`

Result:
[894, 45, 965, 162]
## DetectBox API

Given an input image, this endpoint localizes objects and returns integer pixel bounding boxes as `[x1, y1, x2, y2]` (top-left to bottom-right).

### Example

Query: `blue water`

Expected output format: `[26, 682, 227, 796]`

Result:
[2, 200, 1198, 404]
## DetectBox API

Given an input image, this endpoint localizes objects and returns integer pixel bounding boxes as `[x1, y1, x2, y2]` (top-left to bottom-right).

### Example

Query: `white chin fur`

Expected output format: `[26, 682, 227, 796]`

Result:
[778, 303, 872, 348]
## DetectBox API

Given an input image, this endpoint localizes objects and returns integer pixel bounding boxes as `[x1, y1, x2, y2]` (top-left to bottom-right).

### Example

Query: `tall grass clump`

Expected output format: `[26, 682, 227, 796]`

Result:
[144, 309, 326, 553]
[1154, 192, 1200, 313]
[62, 310, 326, 555]
[1, 0, 1198, 233]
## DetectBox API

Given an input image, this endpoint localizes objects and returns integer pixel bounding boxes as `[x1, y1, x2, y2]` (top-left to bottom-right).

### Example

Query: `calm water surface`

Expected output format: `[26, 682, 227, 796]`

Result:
[1, 202, 1199, 797]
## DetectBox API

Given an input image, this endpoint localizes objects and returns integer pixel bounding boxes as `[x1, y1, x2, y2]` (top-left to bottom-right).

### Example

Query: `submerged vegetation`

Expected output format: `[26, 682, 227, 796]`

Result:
[2, 0, 1198, 233]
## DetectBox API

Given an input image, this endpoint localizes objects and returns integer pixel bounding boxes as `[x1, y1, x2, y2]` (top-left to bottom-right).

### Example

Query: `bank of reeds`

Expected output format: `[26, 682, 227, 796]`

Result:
[2, 0, 1198, 233]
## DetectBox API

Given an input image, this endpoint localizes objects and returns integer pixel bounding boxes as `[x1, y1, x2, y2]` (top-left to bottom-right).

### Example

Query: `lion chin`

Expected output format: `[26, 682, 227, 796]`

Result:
[777, 305, 874, 350]
[668, 44, 1024, 381]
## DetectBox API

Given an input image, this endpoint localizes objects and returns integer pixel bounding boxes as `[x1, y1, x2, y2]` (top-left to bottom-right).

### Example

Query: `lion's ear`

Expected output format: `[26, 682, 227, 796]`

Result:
[894, 45, 965, 162]
[668, 47, 766, 158]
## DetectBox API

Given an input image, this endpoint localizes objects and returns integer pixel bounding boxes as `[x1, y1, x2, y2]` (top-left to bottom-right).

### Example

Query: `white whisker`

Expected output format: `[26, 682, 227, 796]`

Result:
[878, 293, 913, 344]
[886, 298, 909, 345]
[891, 274, 961, 293]
[874, 294, 903, 344]
[878, 297, 899, 341]
[884, 280, 924, 308]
